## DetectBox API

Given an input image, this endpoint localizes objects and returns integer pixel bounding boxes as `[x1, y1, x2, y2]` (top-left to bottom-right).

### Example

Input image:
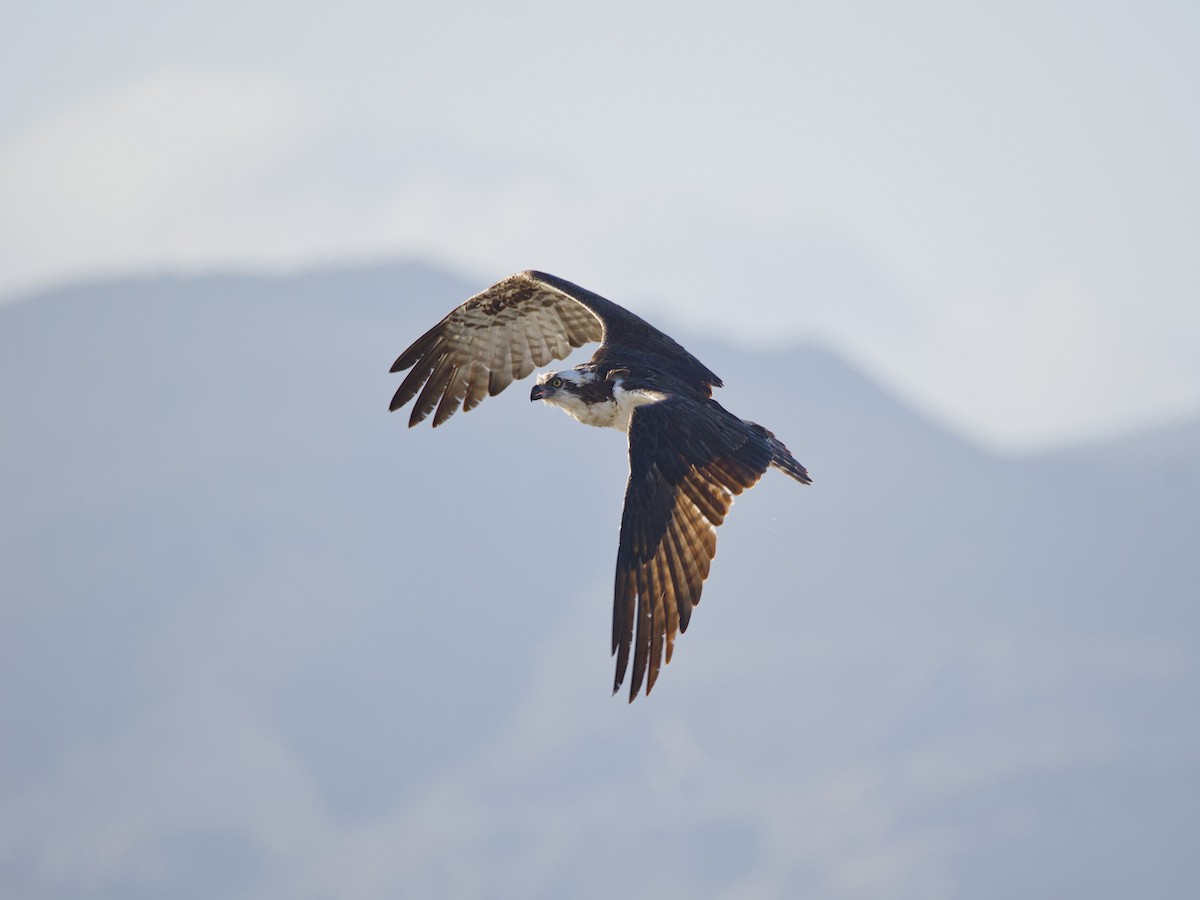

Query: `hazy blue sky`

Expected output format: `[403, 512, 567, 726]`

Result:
[3, 0, 1197, 449]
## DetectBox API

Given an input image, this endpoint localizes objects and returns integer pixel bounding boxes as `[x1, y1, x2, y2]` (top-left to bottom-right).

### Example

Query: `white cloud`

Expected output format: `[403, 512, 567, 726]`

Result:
[1, 3, 1198, 450]
[843, 270, 1200, 451]
[0, 69, 310, 291]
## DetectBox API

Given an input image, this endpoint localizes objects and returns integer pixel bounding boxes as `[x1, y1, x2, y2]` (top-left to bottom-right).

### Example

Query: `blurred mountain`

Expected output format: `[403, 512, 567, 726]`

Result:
[1, 262, 1196, 900]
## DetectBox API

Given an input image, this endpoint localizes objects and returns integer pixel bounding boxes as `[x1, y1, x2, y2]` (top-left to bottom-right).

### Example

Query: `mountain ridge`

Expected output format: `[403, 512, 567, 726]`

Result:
[1, 260, 1196, 899]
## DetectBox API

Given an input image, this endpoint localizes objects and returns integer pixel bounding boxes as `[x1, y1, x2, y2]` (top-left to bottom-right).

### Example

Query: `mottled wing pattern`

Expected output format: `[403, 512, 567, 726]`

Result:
[612, 399, 801, 701]
[390, 271, 605, 427]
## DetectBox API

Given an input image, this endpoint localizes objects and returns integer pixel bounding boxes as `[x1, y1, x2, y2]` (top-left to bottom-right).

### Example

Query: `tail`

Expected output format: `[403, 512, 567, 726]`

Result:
[748, 422, 812, 485]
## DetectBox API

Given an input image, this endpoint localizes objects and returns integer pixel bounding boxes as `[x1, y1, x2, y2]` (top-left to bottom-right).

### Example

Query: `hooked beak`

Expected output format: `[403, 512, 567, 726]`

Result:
[530, 383, 548, 402]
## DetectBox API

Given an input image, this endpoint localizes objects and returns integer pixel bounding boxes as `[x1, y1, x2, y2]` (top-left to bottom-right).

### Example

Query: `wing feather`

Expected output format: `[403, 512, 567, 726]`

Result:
[409, 354, 455, 429]
[559, 303, 598, 346]
[462, 361, 491, 413]
[524, 308, 555, 367]
[389, 271, 605, 426]
[646, 549, 668, 693]
[390, 339, 443, 413]
[680, 473, 729, 525]
[612, 398, 784, 701]
[488, 364, 514, 397]
[629, 565, 652, 699]
[663, 518, 696, 635]
[486, 318, 515, 394]
[613, 569, 635, 689]
[509, 316, 535, 380]
[537, 303, 568, 360]
[656, 552, 680, 666]
[433, 365, 470, 427]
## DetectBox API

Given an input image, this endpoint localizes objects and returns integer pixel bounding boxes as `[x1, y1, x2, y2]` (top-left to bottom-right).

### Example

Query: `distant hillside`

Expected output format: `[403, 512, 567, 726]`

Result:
[1, 262, 1196, 900]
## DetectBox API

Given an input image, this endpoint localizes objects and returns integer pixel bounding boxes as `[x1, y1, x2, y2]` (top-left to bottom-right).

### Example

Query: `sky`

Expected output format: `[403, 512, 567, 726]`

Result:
[2, 0, 1198, 450]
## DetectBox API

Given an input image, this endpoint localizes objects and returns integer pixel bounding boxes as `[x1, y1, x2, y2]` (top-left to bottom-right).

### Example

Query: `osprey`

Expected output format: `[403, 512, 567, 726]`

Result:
[390, 270, 811, 701]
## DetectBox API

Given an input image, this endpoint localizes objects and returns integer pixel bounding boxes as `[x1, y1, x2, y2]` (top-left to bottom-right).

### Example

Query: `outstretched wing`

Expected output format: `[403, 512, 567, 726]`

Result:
[390, 270, 723, 426]
[612, 399, 809, 701]
[390, 271, 607, 427]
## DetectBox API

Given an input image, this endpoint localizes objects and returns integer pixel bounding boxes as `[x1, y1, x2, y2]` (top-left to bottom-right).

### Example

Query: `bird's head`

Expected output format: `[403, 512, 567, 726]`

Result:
[531, 369, 614, 427]
[530, 369, 584, 403]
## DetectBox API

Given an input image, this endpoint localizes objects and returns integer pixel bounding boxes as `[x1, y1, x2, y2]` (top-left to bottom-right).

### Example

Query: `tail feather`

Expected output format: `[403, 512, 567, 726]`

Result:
[766, 433, 812, 484]
[772, 439, 811, 482]
[743, 420, 811, 484]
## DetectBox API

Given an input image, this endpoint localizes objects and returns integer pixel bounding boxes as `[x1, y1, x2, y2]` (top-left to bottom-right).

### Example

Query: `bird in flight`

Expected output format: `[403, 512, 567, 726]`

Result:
[390, 271, 811, 701]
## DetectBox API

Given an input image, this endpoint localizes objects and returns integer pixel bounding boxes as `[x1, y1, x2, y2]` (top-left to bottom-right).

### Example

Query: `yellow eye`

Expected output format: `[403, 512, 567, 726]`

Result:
[550, 377, 564, 388]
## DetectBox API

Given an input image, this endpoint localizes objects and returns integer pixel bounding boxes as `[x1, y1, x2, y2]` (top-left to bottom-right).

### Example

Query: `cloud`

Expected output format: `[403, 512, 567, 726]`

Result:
[2, 16, 1198, 451]
[851, 270, 1200, 451]
[0, 69, 309, 293]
